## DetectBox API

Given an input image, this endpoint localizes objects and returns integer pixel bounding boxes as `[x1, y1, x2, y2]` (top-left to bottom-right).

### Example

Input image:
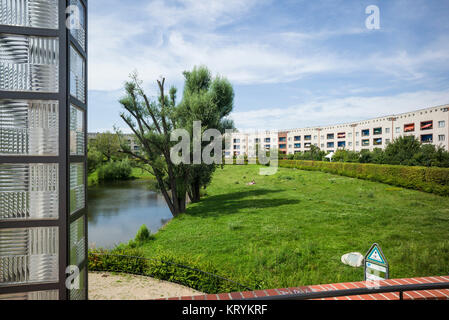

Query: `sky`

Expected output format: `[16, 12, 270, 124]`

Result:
[88, 0, 449, 133]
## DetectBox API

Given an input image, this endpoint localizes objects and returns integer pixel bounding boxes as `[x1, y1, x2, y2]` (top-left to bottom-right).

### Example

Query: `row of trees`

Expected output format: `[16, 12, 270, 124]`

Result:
[117, 66, 234, 217]
[87, 132, 133, 181]
[87, 131, 121, 174]
[284, 136, 449, 168]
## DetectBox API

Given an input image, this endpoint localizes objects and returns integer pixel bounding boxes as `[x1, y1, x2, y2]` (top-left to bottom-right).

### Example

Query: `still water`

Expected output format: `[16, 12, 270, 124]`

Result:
[88, 179, 172, 249]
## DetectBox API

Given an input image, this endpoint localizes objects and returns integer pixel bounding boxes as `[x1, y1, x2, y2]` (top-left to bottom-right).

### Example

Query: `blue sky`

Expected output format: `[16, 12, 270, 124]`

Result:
[88, 0, 449, 132]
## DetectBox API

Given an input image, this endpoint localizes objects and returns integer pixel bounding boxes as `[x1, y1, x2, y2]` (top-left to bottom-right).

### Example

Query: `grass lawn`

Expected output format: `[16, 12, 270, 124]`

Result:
[139, 165, 449, 289]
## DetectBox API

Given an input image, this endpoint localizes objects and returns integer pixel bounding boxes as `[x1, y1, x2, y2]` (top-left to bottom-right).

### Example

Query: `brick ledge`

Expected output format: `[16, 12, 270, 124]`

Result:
[161, 275, 449, 300]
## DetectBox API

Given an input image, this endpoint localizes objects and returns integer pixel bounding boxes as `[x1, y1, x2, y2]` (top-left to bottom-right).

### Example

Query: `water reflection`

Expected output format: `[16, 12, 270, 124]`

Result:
[88, 179, 172, 249]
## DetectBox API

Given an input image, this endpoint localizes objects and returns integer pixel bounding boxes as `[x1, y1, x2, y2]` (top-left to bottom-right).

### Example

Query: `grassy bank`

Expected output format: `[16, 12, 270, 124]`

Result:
[138, 165, 449, 290]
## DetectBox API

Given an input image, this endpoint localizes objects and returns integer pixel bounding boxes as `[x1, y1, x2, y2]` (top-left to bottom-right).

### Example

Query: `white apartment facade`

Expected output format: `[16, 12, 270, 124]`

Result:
[225, 104, 449, 157]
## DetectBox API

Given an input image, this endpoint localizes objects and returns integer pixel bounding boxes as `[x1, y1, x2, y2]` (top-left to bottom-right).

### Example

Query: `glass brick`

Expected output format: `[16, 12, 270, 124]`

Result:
[69, 104, 84, 155]
[0, 99, 58, 156]
[69, 0, 86, 50]
[0, 227, 59, 286]
[70, 46, 85, 102]
[0, 163, 58, 220]
[0, 34, 59, 92]
[70, 162, 84, 214]
[0, 289, 58, 300]
[69, 215, 85, 266]
[0, 0, 58, 29]
[69, 266, 85, 300]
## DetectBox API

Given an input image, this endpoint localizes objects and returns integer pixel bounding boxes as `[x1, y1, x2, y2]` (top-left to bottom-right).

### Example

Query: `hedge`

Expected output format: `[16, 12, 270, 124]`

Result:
[278, 160, 449, 196]
[88, 247, 249, 294]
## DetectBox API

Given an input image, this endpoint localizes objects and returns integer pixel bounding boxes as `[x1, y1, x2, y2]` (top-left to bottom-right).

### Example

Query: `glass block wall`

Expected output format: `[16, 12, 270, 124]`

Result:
[0, 100, 59, 156]
[0, 0, 88, 300]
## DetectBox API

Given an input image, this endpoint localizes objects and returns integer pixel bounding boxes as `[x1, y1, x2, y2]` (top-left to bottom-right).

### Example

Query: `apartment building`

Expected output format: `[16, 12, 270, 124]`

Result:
[225, 104, 449, 157]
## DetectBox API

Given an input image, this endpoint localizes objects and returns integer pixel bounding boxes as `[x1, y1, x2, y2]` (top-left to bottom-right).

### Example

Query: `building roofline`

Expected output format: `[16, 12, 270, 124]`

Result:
[235, 103, 449, 134]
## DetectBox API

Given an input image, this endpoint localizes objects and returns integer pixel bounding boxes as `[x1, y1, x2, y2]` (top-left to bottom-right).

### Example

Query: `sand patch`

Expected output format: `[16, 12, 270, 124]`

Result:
[88, 272, 203, 300]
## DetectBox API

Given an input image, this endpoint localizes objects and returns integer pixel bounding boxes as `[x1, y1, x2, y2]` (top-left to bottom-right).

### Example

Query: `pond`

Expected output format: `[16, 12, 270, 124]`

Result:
[88, 179, 172, 249]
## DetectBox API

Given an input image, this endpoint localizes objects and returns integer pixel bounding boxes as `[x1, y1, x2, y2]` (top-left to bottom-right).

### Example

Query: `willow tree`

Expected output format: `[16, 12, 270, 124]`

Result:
[118, 73, 189, 216]
[176, 66, 234, 202]
[118, 67, 234, 215]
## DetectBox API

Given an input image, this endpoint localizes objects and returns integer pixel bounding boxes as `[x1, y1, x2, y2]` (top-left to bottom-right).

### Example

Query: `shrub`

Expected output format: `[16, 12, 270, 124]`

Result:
[279, 160, 449, 196]
[88, 247, 148, 275]
[87, 146, 103, 174]
[97, 158, 132, 181]
[135, 225, 153, 242]
[88, 247, 247, 293]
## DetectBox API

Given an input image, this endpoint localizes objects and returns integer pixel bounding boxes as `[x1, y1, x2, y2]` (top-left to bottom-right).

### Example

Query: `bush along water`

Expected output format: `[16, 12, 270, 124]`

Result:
[97, 158, 132, 182]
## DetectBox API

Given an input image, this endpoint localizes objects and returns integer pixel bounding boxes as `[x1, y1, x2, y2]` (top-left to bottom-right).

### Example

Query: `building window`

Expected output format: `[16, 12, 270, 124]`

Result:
[373, 127, 382, 135]
[294, 143, 301, 148]
[439, 121, 446, 128]
[362, 139, 369, 146]
[421, 134, 433, 143]
[304, 142, 311, 148]
[386, 139, 391, 144]
[404, 123, 415, 132]
[264, 138, 270, 143]
[356, 141, 360, 146]
[327, 133, 334, 139]
[385, 127, 390, 134]
[233, 145, 240, 150]
[255, 138, 260, 143]
[264, 144, 270, 149]
[233, 139, 240, 143]
[304, 135, 311, 141]
[327, 142, 334, 148]
[279, 137, 286, 142]
[321, 143, 324, 148]
[395, 127, 400, 133]
[356, 132, 360, 137]
[337, 132, 346, 139]
[294, 136, 301, 141]
[279, 144, 286, 149]
[373, 138, 382, 146]
[420, 121, 433, 130]
[338, 141, 346, 148]
[348, 133, 352, 138]
[313, 135, 317, 140]
[439, 135, 445, 142]
[348, 142, 352, 147]
[361, 129, 370, 137]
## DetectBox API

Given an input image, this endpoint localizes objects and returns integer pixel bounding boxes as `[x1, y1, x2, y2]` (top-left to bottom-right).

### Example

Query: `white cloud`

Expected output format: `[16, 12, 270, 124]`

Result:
[88, 1, 449, 92]
[231, 89, 449, 131]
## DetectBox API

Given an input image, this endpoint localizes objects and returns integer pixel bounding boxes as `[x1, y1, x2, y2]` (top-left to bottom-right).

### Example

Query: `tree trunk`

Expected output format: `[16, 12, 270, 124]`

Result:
[190, 180, 201, 203]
